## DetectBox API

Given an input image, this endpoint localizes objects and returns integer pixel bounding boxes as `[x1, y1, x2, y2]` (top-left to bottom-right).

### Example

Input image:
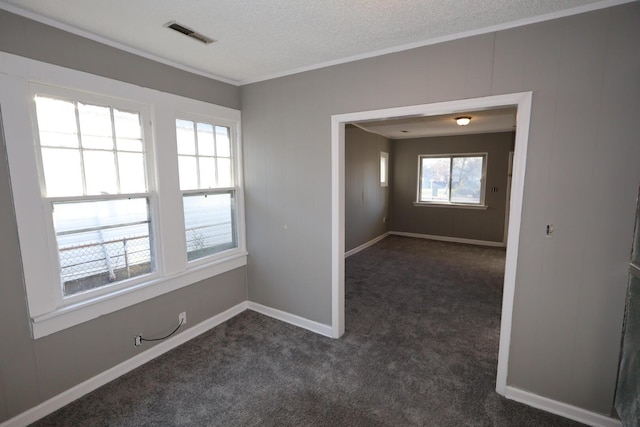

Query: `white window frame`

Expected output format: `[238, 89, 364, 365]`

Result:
[31, 84, 160, 308]
[0, 52, 246, 338]
[415, 152, 488, 208]
[174, 112, 244, 268]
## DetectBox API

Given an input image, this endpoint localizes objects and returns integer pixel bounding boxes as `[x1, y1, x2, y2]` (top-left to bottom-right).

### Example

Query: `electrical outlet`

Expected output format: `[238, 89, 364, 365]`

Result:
[545, 224, 554, 238]
[179, 312, 187, 325]
[134, 335, 142, 347]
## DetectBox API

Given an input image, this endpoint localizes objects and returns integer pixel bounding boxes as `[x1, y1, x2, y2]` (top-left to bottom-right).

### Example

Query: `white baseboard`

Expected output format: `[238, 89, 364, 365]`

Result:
[1, 300, 333, 427]
[247, 301, 333, 338]
[5, 301, 619, 427]
[345, 232, 390, 258]
[1, 301, 249, 427]
[504, 386, 621, 427]
[390, 231, 506, 248]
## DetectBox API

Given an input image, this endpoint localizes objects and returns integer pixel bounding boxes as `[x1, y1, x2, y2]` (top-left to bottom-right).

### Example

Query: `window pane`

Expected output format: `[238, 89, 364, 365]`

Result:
[420, 157, 450, 202]
[114, 110, 141, 140]
[176, 120, 196, 155]
[197, 123, 215, 156]
[217, 158, 232, 188]
[380, 152, 388, 186]
[53, 198, 153, 296]
[84, 150, 118, 195]
[117, 138, 143, 152]
[450, 157, 483, 204]
[35, 96, 77, 135]
[81, 135, 113, 150]
[178, 155, 198, 190]
[41, 148, 83, 197]
[215, 126, 231, 157]
[39, 131, 79, 148]
[79, 103, 112, 138]
[36, 96, 148, 198]
[118, 152, 147, 193]
[199, 157, 216, 189]
[183, 192, 236, 261]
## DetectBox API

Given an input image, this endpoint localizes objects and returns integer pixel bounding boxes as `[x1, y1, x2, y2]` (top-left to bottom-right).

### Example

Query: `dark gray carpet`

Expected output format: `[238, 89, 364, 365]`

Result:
[32, 236, 584, 426]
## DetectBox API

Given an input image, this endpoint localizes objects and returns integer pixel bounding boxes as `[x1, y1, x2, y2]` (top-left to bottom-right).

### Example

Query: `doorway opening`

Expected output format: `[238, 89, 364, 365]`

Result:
[331, 92, 533, 395]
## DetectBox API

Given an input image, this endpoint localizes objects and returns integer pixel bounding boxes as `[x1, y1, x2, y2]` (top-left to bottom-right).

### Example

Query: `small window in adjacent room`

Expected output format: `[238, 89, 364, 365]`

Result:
[380, 151, 389, 187]
[176, 119, 238, 261]
[417, 154, 486, 205]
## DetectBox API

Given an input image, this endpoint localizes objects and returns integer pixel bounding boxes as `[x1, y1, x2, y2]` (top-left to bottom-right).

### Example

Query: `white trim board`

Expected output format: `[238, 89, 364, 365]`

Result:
[247, 302, 334, 338]
[504, 387, 621, 427]
[0, 302, 249, 427]
[331, 91, 533, 396]
[345, 232, 390, 258]
[390, 232, 505, 248]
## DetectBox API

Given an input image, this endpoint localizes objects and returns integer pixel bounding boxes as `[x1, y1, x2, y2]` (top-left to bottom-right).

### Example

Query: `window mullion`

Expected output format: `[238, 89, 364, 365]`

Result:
[193, 121, 201, 189]
[110, 107, 121, 194]
[73, 101, 87, 196]
[46, 191, 152, 203]
[213, 126, 219, 187]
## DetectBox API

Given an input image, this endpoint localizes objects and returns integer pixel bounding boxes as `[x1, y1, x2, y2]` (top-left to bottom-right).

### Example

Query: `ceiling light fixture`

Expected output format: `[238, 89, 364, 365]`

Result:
[455, 116, 471, 126]
[164, 21, 215, 44]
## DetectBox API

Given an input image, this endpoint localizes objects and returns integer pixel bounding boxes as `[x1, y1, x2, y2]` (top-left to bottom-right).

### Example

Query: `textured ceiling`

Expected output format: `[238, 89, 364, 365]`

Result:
[0, 0, 622, 84]
[355, 107, 517, 139]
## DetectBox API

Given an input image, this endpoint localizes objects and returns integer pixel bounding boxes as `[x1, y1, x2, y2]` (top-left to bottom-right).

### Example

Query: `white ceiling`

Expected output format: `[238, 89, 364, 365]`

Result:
[354, 107, 517, 139]
[0, 0, 626, 85]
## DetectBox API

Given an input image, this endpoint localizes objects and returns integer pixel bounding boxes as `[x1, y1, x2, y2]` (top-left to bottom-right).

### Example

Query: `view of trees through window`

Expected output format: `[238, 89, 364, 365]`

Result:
[419, 155, 485, 204]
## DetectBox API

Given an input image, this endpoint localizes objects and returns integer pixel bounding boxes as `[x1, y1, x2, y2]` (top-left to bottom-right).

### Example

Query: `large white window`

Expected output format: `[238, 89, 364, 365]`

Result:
[34, 94, 154, 298]
[0, 53, 246, 337]
[417, 154, 487, 205]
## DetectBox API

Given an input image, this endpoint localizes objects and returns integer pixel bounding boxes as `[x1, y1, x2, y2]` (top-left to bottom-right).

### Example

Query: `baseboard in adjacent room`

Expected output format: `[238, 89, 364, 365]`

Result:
[344, 232, 390, 258]
[1, 302, 249, 427]
[390, 231, 505, 248]
[504, 386, 621, 427]
[247, 301, 333, 338]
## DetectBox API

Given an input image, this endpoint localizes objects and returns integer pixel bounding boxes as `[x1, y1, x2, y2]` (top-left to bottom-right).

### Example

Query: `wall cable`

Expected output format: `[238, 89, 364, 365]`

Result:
[139, 319, 184, 343]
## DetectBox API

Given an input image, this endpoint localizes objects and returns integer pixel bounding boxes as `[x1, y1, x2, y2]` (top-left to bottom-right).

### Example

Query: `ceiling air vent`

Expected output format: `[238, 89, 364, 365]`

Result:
[164, 21, 215, 45]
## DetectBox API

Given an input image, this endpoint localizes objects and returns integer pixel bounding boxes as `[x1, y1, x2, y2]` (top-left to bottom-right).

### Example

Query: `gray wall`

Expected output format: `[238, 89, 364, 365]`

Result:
[0, 10, 239, 110]
[345, 125, 391, 252]
[2, 2, 640, 421]
[391, 132, 514, 243]
[0, 10, 245, 423]
[242, 2, 640, 415]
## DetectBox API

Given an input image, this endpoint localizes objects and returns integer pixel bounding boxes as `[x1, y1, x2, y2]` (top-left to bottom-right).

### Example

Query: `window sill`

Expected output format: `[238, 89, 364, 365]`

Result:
[413, 202, 488, 210]
[31, 252, 248, 338]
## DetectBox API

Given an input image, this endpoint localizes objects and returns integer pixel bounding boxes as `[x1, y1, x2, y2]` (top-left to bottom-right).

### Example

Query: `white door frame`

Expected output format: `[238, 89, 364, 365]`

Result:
[331, 92, 533, 395]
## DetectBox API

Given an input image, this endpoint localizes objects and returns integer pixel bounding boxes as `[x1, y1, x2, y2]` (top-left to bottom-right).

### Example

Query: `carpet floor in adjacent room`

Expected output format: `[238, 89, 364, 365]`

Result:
[32, 236, 584, 426]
